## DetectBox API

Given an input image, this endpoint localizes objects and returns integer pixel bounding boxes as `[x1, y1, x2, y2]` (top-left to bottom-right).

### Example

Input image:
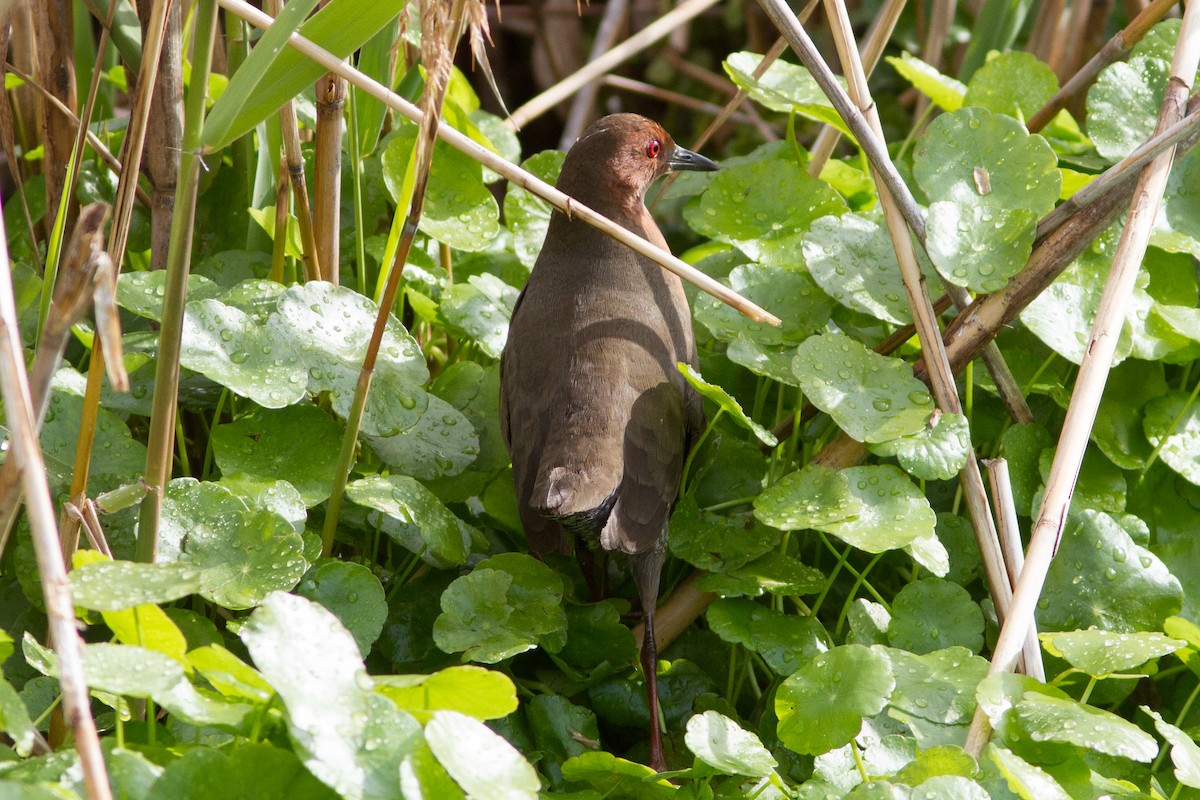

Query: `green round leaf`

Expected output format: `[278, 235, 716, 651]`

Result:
[180, 298, 308, 408]
[724, 52, 851, 135]
[433, 553, 567, 663]
[822, 466, 937, 554]
[211, 405, 343, 506]
[117, 271, 223, 321]
[1014, 694, 1157, 761]
[375, 666, 518, 723]
[963, 52, 1059, 120]
[884, 646, 989, 725]
[803, 211, 937, 325]
[988, 744, 1071, 800]
[295, 561, 387, 658]
[362, 391, 479, 480]
[1040, 630, 1185, 677]
[503, 150, 563, 268]
[347, 475, 472, 566]
[184, 507, 307, 610]
[381, 127, 499, 251]
[680, 363, 777, 446]
[687, 148, 848, 267]
[430, 361, 508, 473]
[913, 108, 1060, 215]
[685, 710, 777, 777]
[670, 497, 780, 573]
[560, 751, 676, 798]
[694, 263, 833, 346]
[560, 599, 638, 672]
[886, 52, 966, 111]
[425, 710, 540, 800]
[70, 560, 201, 612]
[868, 411, 970, 481]
[438, 274, 517, 360]
[1040, 510, 1182, 633]
[888, 580, 984, 654]
[266, 282, 429, 437]
[1144, 391, 1200, 485]
[793, 332, 935, 444]
[83, 643, 184, 698]
[925, 202, 1038, 293]
[775, 644, 894, 755]
[755, 463, 864, 531]
[1087, 57, 1169, 161]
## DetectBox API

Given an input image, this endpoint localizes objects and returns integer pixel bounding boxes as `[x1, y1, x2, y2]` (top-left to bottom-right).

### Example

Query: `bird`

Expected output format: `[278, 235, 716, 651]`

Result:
[500, 113, 717, 770]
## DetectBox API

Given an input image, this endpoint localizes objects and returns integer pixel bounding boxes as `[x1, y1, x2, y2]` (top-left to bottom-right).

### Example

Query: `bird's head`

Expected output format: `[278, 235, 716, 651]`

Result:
[556, 113, 718, 215]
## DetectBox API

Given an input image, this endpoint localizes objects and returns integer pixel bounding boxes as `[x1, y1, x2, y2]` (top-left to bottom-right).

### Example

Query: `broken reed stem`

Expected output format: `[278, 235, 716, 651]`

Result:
[214, 0, 780, 325]
[0, 211, 112, 800]
[966, 0, 1200, 756]
[1027, 0, 1179, 132]
[559, 0, 631, 148]
[818, 0, 1013, 637]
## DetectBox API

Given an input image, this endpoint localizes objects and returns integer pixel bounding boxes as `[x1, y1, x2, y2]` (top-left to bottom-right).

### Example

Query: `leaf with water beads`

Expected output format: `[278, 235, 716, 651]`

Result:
[362, 385, 479, 481]
[1040, 510, 1181, 633]
[775, 644, 894, 755]
[1143, 707, 1200, 789]
[685, 710, 777, 778]
[686, 147, 847, 268]
[962, 52, 1059, 121]
[503, 150, 564, 268]
[694, 263, 833, 346]
[888, 580, 984, 655]
[265, 281, 429, 436]
[1086, 56, 1169, 162]
[211, 405, 343, 506]
[295, 561, 387, 658]
[426, 710, 540, 800]
[822, 466, 938, 554]
[1040, 630, 1186, 677]
[180, 298, 308, 409]
[438, 273, 517, 360]
[116, 270, 223, 321]
[724, 51, 852, 138]
[1143, 391, 1200, 486]
[1015, 694, 1157, 762]
[913, 108, 1059, 293]
[988, 745, 1072, 800]
[380, 125, 500, 252]
[433, 554, 567, 664]
[803, 210, 940, 325]
[869, 411, 970, 481]
[70, 559, 202, 611]
[793, 332, 935, 445]
[346, 475, 472, 567]
[754, 464, 863, 531]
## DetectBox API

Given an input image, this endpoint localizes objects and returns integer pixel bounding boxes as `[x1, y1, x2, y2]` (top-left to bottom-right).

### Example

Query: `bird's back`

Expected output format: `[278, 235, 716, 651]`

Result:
[501, 218, 703, 557]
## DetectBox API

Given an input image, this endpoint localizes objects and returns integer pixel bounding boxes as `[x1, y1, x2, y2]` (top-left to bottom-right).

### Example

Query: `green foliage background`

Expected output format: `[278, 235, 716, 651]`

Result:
[2, 2, 1200, 799]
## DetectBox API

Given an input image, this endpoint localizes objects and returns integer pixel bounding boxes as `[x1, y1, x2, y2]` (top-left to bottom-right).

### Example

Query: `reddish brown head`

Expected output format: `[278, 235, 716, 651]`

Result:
[555, 113, 718, 219]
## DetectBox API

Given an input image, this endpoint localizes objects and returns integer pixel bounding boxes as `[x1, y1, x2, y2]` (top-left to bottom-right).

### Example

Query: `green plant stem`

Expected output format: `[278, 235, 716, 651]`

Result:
[835, 552, 885, 638]
[136, 0, 219, 563]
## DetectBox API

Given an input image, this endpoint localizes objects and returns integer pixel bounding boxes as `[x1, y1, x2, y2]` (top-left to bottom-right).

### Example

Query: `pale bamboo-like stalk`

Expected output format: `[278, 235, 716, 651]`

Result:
[136, 0, 220, 562]
[966, 0, 1200, 757]
[807, 0, 905, 177]
[817, 0, 1013, 633]
[505, 0, 724, 130]
[1028, 0, 1178, 131]
[214, 0, 780, 325]
[985, 458, 1045, 681]
[0, 213, 112, 800]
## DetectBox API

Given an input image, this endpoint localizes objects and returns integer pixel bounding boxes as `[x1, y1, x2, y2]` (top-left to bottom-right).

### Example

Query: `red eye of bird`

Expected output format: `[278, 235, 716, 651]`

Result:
[646, 139, 661, 158]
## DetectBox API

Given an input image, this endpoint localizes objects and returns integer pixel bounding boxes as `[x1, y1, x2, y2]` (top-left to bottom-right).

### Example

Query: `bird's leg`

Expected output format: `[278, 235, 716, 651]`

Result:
[642, 606, 667, 772]
[631, 547, 667, 771]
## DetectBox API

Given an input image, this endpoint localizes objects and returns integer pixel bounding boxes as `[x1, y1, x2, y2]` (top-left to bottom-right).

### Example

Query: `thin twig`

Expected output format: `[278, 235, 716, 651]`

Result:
[966, 0, 1200, 757]
[215, 0, 781, 325]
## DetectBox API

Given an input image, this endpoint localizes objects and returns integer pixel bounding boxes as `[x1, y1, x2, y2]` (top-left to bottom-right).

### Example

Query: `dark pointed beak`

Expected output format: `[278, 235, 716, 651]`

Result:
[668, 144, 719, 172]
